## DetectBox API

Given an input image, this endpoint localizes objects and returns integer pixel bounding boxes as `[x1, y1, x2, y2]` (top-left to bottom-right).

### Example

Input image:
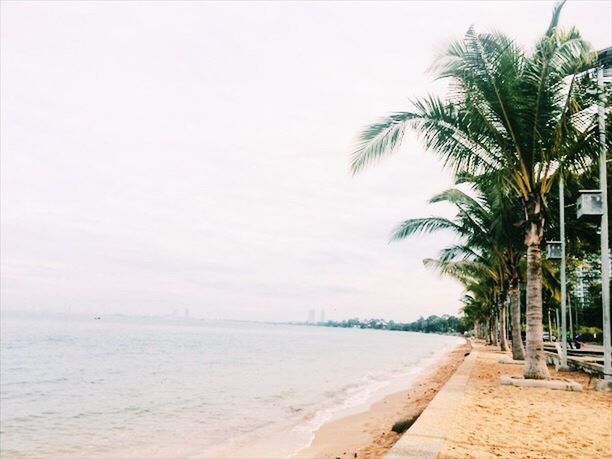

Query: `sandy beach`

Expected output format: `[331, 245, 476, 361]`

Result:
[296, 341, 612, 459]
[3, 2, 610, 459]
[294, 343, 470, 459]
[440, 344, 612, 459]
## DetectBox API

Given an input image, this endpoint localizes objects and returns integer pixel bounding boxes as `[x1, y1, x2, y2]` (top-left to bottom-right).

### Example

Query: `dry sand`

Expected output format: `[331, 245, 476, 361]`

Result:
[440, 344, 612, 459]
[293, 344, 470, 459]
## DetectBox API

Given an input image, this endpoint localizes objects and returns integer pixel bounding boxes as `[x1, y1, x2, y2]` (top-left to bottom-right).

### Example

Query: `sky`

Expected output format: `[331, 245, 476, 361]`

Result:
[1, 1, 610, 322]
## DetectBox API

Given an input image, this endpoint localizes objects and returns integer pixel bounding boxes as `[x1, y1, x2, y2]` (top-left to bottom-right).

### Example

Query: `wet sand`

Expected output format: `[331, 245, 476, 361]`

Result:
[293, 343, 470, 459]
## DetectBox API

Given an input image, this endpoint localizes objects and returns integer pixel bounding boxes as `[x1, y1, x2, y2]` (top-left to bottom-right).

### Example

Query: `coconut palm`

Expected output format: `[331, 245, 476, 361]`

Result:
[462, 291, 493, 341]
[351, 1, 598, 378]
[422, 256, 503, 346]
[393, 182, 525, 358]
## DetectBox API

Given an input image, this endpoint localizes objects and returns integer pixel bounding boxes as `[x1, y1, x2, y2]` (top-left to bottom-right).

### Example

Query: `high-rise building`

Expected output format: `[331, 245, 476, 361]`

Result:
[320, 309, 326, 323]
[308, 309, 316, 324]
[572, 255, 605, 309]
[574, 265, 590, 308]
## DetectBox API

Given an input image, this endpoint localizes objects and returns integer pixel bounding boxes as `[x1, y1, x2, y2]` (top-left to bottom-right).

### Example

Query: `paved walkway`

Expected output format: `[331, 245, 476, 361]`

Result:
[385, 349, 477, 459]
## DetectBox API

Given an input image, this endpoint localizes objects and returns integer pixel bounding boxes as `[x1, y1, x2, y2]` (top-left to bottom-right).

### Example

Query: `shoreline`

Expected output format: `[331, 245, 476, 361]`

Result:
[292, 342, 469, 459]
[196, 339, 468, 459]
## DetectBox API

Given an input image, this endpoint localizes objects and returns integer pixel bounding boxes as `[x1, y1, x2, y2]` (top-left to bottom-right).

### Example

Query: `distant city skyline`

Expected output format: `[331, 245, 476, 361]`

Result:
[1, 1, 610, 322]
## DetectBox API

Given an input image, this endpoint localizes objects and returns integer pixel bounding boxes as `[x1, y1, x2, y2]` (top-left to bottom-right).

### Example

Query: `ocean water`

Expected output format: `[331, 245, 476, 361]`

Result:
[0, 312, 463, 458]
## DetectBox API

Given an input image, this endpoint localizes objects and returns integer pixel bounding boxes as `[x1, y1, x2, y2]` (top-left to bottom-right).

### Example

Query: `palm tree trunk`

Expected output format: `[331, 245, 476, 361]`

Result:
[524, 242, 550, 379]
[491, 316, 498, 347]
[547, 309, 553, 342]
[509, 279, 525, 360]
[500, 303, 509, 351]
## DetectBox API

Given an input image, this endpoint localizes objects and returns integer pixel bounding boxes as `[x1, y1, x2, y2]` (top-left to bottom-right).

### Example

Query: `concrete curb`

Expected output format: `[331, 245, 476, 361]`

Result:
[500, 375, 583, 391]
[385, 350, 477, 459]
[496, 357, 525, 365]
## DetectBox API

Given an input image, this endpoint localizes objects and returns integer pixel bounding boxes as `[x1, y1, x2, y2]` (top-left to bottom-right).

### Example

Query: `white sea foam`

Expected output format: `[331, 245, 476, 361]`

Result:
[287, 341, 462, 457]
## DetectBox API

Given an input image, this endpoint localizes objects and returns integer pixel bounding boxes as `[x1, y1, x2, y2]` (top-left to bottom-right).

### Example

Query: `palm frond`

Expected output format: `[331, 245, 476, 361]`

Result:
[545, 0, 566, 37]
[390, 217, 459, 241]
[350, 112, 418, 174]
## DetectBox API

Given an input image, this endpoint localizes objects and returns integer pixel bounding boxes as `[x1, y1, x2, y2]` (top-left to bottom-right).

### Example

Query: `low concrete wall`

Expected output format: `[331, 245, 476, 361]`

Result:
[385, 350, 477, 459]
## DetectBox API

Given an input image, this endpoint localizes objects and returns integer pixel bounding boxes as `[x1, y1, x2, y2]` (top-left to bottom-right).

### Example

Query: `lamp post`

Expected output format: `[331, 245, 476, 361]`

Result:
[576, 48, 610, 385]
[559, 172, 568, 368]
[597, 62, 610, 382]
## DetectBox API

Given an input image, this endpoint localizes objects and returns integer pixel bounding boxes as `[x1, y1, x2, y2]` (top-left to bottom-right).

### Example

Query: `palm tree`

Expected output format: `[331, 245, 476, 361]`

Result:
[392, 183, 525, 358]
[462, 291, 493, 341]
[350, 1, 598, 378]
[422, 256, 502, 346]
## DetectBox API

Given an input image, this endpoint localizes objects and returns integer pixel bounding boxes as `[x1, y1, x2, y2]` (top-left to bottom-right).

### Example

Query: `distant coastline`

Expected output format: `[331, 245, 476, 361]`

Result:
[2, 309, 469, 338]
[285, 314, 469, 335]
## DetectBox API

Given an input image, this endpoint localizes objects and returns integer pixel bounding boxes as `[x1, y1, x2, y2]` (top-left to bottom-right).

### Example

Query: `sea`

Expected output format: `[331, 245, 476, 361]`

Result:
[0, 312, 463, 458]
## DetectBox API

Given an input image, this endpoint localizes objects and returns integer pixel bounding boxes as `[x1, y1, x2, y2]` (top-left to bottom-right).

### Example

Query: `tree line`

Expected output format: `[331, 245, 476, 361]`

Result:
[313, 315, 469, 334]
[350, 0, 610, 380]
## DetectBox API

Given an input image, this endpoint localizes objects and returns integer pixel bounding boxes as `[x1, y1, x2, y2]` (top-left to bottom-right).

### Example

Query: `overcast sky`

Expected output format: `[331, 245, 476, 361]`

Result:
[1, 1, 610, 322]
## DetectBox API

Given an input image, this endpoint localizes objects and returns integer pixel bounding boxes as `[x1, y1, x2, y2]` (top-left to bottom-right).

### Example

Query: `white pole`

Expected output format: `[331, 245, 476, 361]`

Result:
[555, 308, 561, 343]
[560, 173, 568, 367]
[568, 293, 573, 340]
[598, 66, 611, 381]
